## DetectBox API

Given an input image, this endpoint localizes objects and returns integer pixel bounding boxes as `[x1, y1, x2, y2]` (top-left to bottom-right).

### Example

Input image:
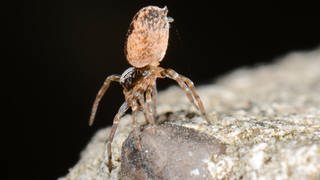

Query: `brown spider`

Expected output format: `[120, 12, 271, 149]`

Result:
[89, 5, 210, 172]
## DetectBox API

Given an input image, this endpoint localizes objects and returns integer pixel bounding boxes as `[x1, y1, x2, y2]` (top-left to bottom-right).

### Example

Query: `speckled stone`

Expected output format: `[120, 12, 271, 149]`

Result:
[60, 48, 320, 180]
[119, 123, 226, 180]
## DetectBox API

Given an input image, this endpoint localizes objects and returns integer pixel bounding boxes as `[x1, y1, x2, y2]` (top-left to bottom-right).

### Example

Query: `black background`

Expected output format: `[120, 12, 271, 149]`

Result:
[7, 0, 319, 179]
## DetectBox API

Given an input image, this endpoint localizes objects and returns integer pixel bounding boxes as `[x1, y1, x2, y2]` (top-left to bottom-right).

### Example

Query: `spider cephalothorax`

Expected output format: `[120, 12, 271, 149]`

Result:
[89, 6, 210, 172]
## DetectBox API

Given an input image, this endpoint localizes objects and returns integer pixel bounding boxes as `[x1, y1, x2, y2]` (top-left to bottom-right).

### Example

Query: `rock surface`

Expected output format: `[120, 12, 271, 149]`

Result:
[119, 123, 226, 180]
[60, 48, 320, 180]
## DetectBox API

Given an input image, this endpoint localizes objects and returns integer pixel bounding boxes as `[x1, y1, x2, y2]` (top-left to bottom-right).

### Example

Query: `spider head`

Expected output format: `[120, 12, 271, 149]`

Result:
[125, 6, 174, 68]
[120, 67, 150, 90]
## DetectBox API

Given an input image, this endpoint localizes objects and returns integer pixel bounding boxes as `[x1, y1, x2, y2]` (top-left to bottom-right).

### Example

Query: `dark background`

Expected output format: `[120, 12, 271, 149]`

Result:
[7, 0, 319, 179]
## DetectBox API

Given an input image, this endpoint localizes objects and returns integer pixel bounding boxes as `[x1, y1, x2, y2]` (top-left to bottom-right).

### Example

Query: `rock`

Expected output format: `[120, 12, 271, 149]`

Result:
[119, 123, 226, 180]
[60, 48, 320, 180]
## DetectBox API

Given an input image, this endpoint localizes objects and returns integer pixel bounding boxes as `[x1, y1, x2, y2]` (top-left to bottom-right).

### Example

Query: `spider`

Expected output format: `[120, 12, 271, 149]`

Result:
[89, 5, 211, 172]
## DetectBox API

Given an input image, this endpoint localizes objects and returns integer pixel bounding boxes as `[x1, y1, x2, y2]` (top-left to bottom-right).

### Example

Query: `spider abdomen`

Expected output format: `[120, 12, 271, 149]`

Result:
[125, 6, 173, 68]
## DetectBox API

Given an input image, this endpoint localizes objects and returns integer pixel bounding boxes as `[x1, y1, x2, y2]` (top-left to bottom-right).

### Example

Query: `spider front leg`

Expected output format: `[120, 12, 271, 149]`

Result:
[89, 75, 120, 126]
[162, 69, 211, 124]
[107, 102, 129, 172]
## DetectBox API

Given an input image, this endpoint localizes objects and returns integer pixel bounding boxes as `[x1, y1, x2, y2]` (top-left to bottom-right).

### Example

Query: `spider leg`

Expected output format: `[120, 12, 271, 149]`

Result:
[162, 69, 211, 124]
[137, 92, 155, 125]
[146, 87, 156, 124]
[162, 69, 198, 110]
[131, 101, 142, 150]
[89, 75, 120, 126]
[150, 83, 158, 119]
[107, 102, 129, 172]
[180, 75, 210, 123]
